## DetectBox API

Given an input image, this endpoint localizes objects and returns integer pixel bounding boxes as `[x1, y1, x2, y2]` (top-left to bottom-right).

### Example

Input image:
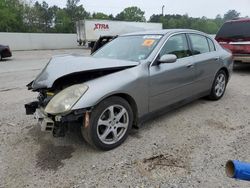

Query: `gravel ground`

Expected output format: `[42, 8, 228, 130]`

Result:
[0, 49, 250, 188]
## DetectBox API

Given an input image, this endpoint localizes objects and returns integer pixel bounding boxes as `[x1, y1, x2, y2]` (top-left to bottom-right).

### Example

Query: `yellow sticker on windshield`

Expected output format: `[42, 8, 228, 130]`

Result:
[142, 39, 155, 47]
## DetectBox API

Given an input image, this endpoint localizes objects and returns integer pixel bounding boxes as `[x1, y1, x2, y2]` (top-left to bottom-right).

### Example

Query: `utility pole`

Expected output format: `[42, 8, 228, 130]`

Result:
[162, 5, 165, 16]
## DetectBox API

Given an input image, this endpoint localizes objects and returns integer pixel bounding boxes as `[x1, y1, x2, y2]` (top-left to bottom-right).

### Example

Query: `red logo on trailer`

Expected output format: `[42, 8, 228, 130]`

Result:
[94, 23, 109, 30]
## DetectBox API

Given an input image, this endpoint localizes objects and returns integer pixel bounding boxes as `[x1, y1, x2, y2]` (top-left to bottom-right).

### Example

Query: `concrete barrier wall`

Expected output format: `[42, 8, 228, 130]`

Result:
[0, 32, 78, 51]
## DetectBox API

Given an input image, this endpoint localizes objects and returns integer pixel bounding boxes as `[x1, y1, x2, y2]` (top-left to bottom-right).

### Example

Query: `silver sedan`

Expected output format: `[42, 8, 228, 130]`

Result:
[25, 29, 233, 150]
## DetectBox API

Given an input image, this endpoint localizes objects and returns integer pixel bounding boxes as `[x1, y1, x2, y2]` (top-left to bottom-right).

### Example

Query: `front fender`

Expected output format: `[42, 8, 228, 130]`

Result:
[72, 64, 149, 118]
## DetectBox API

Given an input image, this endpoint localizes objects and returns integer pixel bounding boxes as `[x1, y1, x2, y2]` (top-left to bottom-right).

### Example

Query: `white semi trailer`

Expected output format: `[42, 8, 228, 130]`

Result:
[76, 19, 163, 46]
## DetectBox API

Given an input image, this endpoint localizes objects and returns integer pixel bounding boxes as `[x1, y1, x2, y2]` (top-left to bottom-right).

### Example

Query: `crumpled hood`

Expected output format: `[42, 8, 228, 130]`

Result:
[31, 54, 139, 90]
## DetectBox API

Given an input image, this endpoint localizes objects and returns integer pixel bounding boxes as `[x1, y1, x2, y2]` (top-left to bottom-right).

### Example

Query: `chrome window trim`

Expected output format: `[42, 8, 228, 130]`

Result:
[187, 33, 218, 52]
[207, 37, 216, 52]
[150, 31, 192, 67]
[188, 33, 211, 54]
[150, 31, 216, 67]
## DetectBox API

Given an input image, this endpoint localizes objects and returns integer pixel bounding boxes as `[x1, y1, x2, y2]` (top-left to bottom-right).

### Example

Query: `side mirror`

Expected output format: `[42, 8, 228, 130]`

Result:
[158, 54, 177, 64]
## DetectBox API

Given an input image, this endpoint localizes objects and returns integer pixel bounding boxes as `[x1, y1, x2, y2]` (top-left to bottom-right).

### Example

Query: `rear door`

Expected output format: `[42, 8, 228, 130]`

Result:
[149, 34, 196, 112]
[188, 34, 221, 93]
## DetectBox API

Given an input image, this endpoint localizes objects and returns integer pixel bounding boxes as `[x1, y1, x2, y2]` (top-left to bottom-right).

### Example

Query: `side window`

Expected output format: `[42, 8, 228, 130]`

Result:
[159, 34, 190, 59]
[189, 34, 210, 54]
[207, 38, 216, 52]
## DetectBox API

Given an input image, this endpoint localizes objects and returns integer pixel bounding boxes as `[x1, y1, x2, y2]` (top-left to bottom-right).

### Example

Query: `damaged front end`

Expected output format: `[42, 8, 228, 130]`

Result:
[25, 86, 90, 137]
[25, 55, 139, 137]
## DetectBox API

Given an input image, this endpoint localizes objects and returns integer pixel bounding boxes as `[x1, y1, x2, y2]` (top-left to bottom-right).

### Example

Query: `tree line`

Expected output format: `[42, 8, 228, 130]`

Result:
[0, 0, 246, 34]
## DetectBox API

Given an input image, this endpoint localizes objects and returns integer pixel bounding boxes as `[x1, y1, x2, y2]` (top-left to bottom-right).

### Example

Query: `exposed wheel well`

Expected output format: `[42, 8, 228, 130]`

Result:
[109, 93, 139, 128]
[219, 67, 229, 81]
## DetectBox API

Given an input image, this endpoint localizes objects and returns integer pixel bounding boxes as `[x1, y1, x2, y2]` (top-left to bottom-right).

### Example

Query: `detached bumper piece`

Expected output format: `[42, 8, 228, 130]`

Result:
[35, 108, 54, 132]
[34, 108, 65, 137]
[34, 108, 84, 137]
[25, 101, 88, 137]
[25, 101, 38, 115]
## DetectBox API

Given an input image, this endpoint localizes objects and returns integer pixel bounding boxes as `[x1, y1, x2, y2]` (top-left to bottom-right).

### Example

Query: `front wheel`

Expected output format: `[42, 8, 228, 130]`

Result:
[81, 96, 133, 150]
[208, 70, 228, 100]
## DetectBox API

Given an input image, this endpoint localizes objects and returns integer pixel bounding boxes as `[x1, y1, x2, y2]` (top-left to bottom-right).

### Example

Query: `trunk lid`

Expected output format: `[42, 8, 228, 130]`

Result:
[216, 19, 250, 55]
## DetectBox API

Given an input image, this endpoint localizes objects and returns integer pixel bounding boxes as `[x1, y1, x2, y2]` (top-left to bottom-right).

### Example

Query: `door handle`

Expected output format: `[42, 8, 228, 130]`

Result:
[186, 63, 194, 68]
[214, 57, 220, 61]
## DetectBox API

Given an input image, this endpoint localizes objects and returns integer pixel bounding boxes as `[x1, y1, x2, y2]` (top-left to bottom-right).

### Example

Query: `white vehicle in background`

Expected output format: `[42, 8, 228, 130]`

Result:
[76, 19, 163, 47]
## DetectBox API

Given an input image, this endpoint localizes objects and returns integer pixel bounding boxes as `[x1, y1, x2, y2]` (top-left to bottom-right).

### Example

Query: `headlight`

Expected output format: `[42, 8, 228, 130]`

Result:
[45, 84, 88, 115]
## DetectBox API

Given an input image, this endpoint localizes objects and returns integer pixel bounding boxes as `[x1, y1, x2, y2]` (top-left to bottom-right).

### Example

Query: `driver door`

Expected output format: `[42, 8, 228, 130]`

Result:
[149, 34, 196, 112]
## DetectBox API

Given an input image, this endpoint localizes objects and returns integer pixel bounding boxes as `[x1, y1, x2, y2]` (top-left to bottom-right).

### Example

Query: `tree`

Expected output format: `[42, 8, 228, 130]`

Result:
[215, 14, 222, 20]
[108, 14, 114, 20]
[54, 9, 72, 33]
[92, 12, 109, 20]
[22, 1, 54, 32]
[223, 10, 240, 21]
[214, 14, 223, 29]
[33, 1, 54, 32]
[64, 0, 90, 33]
[0, 0, 25, 32]
[149, 13, 221, 34]
[116, 6, 146, 22]
[0, 1, 247, 34]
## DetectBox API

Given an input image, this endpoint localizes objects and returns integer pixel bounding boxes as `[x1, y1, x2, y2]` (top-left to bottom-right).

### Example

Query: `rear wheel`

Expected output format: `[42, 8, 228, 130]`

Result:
[81, 96, 133, 150]
[208, 70, 228, 100]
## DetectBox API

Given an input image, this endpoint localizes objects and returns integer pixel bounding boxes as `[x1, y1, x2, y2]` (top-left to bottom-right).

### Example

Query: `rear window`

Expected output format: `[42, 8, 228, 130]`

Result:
[216, 21, 250, 41]
[207, 38, 216, 51]
[189, 34, 210, 54]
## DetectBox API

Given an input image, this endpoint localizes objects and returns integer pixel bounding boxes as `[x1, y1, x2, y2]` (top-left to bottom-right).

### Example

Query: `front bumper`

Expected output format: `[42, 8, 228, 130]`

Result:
[25, 101, 89, 135]
[2, 50, 12, 58]
[34, 108, 54, 132]
[25, 101, 57, 132]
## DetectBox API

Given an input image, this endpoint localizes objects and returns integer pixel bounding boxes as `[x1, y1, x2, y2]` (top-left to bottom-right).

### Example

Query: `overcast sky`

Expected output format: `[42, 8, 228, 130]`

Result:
[37, 0, 249, 19]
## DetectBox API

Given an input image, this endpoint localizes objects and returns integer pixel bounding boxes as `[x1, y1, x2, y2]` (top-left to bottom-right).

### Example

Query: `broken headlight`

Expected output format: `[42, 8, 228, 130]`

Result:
[45, 84, 88, 115]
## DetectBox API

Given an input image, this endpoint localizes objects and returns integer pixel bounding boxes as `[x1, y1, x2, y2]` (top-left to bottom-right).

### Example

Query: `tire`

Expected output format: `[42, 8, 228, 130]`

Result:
[208, 70, 228, 100]
[81, 96, 133, 150]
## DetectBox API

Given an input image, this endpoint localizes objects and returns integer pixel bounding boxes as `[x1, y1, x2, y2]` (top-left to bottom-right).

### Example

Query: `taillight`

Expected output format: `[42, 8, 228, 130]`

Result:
[241, 44, 250, 53]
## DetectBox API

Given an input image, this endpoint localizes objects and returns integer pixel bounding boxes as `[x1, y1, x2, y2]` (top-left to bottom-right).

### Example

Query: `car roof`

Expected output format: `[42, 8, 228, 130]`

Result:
[121, 29, 206, 36]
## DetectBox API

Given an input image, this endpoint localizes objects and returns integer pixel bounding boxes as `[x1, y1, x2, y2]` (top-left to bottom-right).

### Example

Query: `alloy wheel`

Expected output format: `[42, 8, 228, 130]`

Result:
[214, 73, 226, 97]
[97, 105, 129, 145]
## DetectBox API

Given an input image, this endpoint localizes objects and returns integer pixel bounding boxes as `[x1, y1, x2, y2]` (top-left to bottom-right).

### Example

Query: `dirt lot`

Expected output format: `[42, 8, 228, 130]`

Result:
[0, 49, 250, 188]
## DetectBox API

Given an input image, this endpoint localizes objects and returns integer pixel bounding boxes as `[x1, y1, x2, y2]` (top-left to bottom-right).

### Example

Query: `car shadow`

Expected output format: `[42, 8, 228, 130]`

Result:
[0, 58, 12, 62]
[137, 98, 204, 132]
[25, 97, 208, 162]
[233, 63, 250, 73]
[26, 92, 215, 155]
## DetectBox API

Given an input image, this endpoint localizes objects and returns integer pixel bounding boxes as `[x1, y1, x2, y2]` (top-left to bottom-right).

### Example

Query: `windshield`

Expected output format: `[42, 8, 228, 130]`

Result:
[216, 21, 250, 42]
[92, 35, 162, 62]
